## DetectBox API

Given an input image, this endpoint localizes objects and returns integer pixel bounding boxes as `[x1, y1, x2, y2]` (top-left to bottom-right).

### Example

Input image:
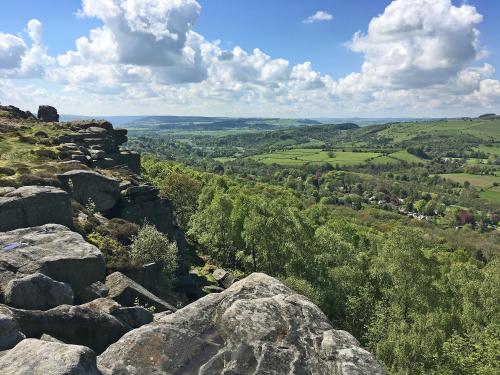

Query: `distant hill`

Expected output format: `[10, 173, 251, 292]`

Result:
[60, 115, 144, 126]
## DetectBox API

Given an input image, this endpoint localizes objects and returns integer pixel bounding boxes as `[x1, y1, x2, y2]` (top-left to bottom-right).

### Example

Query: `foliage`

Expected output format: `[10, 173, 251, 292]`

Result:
[87, 232, 134, 270]
[139, 133, 500, 375]
[130, 224, 178, 282]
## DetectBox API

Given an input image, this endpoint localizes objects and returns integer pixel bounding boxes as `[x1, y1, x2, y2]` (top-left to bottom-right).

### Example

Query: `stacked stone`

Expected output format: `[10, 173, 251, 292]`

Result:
[57, 120, 140, 174]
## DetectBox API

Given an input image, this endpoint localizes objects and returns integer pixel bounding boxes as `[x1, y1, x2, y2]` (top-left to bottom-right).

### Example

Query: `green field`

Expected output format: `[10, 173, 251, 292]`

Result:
[480, 190, 500, 203]
[390, 150, 426, 163]
[251, 149, 380, 166]
[439, 173, 500, 188]
[475, 144, 500, 156]
[369, 155, 401, 165]
[372, 119, 500, 143]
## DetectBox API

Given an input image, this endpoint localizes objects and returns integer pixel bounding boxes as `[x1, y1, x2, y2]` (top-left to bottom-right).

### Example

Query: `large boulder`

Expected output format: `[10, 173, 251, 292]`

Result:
[98, 273, 385, 375]
[58, 170, 120, 214]
[0, 339, 100, 375]
[7, 304, 129, 354]
[4, 273, 74, 310]
[0, 306, 25, 351]
[0, 224, 106, 292]
[0, 186, 73, 232]
[105, 272, 176, 313]
[37, 105, 59, 122]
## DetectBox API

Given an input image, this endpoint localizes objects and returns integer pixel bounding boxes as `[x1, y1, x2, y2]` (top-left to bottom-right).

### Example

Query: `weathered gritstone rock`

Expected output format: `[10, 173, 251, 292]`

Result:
[105, 272, 177, 313]
[0, 339, 100, 375]
[98, 273, 386, 375]
[4, 273, 74, 311]
[113, 185, 175, 234]
[37, 105, 59, 122]
[111, 306, 153, 329]
[7, 304, 129, 354]
[0, 306, 25, 351]
[213, 268, 236, 289]
[0, 224, 105, 291]
[58, 170, 121, 214]
[74, 281, 110, 304]
[0, 186, 73, 232]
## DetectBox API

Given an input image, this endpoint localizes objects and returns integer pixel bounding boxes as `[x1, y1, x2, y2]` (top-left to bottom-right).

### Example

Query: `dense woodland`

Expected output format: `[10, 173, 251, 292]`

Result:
[138, 149, 498, 375]
[125, 117, 500, 374]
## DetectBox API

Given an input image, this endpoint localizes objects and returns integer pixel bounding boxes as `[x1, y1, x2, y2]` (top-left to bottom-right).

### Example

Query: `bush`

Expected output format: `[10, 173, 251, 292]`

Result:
[87, 232, 135, 271]
[130, 224, 178, 280]
[96, 218, 139, 245]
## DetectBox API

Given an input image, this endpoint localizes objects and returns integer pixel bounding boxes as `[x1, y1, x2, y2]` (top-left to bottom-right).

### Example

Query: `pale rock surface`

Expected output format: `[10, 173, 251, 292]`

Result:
[0, 186, 72, 232]
[98, 273, 385, 375]
[0, 339, 100, 375]
[0, 224, 105, 291]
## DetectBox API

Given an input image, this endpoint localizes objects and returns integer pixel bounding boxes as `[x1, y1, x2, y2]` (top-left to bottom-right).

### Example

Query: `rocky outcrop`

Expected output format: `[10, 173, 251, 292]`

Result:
[0, 186, 73, 232]
[0, 224, 105, 294]
[98, 273, 385, 374]
[56, 120, 140, 173]
[58, 170, 121, 213]
[0, 339, 100, 375]
[105, 272, 176, 313]
[7, 304, 129, 354]
[37, 105, 59, 122]
[4, 273, 74, 310]
[0, 306, 25, 351]
[112, 185, 175, 234]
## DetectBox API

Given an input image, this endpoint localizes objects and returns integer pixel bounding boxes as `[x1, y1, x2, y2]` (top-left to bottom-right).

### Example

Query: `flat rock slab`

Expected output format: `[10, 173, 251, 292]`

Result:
[0, 224, 105, 291]
[98, 273, 386, 375]
[0, 186, 72, 232]
[105, 272, 176, 313]
[0, 339, 100, 375]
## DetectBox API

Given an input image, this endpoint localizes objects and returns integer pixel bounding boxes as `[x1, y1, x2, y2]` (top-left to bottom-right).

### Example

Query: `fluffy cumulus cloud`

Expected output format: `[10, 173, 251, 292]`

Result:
[0, 0, 499, 116]
[0, 33, 26, 69]
[0, 19, 54, 78]
[303, 11, 333, 24]
[348, 0, 484, 90]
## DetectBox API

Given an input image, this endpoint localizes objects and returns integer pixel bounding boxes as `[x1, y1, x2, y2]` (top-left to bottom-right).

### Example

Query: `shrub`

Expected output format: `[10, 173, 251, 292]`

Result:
[87, 232, 135, 270]
[130, 224, 178, 281]
[96, 218, 140, 245]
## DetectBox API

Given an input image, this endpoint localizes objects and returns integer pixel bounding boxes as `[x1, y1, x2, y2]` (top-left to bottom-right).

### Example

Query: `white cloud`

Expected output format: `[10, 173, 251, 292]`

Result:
[0, 0, 500, 117]
[0, 32, 26, 69]
[0, 19, 54, 78]
[348, 0, 484, 90]
[303, 11, 333, 24]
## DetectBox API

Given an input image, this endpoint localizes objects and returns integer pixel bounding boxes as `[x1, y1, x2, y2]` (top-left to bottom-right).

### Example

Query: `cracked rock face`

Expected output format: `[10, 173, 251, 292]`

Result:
[0, 224, 106, 291]
[98, 273, 385, 375]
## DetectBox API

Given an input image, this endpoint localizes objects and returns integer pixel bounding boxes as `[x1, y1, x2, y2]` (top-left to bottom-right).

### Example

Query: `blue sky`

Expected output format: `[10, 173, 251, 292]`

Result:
[0, 0, 499, 117]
